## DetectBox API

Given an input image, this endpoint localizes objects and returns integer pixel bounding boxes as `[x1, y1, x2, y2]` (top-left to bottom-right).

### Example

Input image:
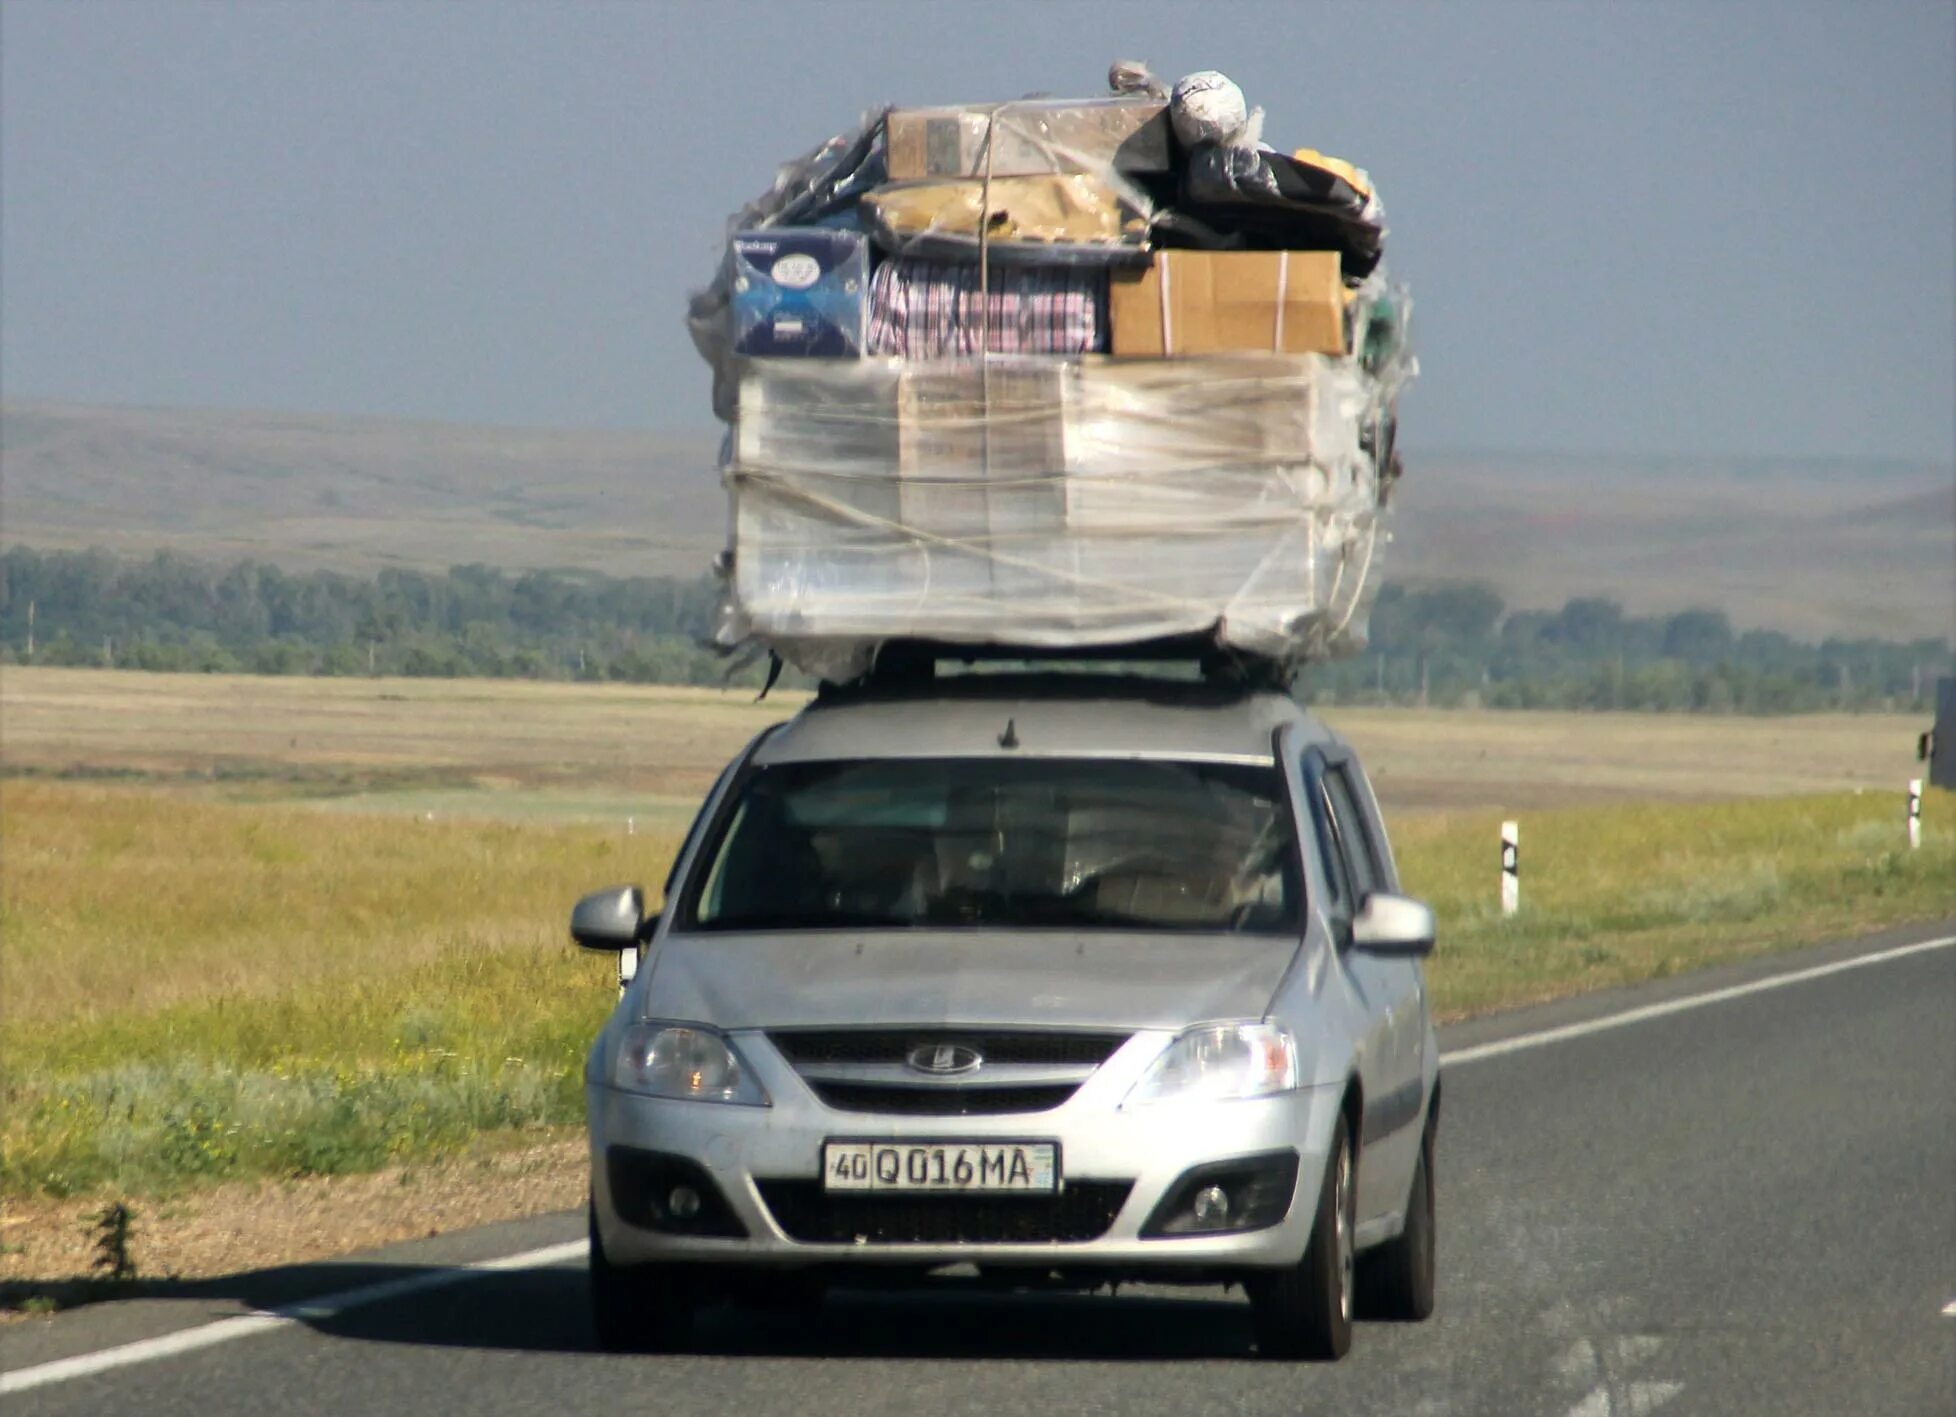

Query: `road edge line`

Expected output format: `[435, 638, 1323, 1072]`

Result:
[0, 1239, 586, 1396]
[1440, 934, 1956, 1068]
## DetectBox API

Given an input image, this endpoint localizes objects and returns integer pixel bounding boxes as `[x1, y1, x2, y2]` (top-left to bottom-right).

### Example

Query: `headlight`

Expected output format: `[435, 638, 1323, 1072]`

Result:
[614, 1022, 770, 1106]
[1124, 1022, 1299, 1106]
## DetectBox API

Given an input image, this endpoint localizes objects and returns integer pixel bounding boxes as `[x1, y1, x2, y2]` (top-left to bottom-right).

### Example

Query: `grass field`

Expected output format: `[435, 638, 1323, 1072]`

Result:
[3, 667, 1952, 1206]
[2, 667, 1934, 814]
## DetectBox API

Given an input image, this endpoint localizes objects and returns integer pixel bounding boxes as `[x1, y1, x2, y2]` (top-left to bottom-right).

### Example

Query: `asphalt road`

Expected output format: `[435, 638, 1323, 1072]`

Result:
[7, 922, 1953, 1416]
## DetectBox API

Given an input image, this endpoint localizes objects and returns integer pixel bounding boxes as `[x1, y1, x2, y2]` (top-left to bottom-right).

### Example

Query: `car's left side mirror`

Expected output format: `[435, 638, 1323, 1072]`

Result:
[1350, 892, 1435, 957]
[571, 885, 653, 950]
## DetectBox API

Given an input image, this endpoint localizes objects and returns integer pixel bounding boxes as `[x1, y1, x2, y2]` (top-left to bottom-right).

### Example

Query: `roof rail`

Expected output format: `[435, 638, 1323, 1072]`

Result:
[828, 636, 1294, 695]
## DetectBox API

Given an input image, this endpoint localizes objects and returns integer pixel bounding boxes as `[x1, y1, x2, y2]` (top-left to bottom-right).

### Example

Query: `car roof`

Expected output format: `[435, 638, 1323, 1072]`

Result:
[753, 673, 1340, 766]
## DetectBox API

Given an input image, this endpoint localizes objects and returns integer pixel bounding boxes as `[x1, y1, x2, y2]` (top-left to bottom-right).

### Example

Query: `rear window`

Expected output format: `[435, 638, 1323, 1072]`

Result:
[681, 757, 1300, 935]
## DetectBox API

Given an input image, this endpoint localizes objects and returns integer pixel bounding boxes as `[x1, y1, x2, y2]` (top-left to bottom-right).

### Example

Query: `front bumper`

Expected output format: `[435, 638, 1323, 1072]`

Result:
[589, 1030, 1345, 1274]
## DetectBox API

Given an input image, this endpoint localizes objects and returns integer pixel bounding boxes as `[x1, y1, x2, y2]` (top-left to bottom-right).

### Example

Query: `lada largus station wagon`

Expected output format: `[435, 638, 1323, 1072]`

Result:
[572, 672, 1439, 1360]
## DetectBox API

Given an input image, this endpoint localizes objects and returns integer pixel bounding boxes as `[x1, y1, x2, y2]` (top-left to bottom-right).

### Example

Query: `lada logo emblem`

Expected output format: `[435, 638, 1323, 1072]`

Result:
[907, 1043, 982, 1076]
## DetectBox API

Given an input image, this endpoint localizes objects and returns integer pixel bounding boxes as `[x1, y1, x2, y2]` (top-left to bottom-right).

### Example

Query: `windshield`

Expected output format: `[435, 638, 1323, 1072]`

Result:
[684, 757, 1301, 934]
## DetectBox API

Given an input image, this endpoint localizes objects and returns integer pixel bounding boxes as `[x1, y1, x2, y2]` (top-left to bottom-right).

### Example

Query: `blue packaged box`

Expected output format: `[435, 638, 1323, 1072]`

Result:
[729, 228, 869, 357]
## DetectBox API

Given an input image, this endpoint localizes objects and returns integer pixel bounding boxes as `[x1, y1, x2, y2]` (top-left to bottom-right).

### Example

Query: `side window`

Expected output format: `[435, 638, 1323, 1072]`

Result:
[1304, 759, 1356, 922]
[1321, 764, 1380, 903]
[1336, 758, 1398, 892]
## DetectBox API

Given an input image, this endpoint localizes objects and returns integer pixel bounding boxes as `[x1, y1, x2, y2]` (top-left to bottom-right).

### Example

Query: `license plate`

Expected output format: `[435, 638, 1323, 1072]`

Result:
[823, 1141, 1058, 1193]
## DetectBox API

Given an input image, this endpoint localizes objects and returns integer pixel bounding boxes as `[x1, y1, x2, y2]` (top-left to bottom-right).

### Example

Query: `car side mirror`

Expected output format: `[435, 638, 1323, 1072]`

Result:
[1350, 892, 1435, 957]
[571, 885, 652, 950]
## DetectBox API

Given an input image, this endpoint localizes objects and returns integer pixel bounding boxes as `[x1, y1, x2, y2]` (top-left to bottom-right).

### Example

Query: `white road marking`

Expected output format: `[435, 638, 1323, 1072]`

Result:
[8, 931, 1952, 1395]
[1942, 1299, 1956, 1318]
[1566, 1381, 1685, 1417]
[0, 1238, 585, 1396]
[1442, 934, 1956, 1068]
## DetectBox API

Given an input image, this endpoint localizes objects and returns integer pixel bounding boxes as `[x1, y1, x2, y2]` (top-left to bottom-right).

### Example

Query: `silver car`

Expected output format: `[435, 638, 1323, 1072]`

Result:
[573, 674, 1438, 1360]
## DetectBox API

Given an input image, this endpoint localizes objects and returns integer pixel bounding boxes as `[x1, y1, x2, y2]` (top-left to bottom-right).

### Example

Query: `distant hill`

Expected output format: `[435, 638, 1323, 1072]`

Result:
[3, 400, 1950, 640]
[1386, 451, 1954, 641]
[0, 400, 726, 579]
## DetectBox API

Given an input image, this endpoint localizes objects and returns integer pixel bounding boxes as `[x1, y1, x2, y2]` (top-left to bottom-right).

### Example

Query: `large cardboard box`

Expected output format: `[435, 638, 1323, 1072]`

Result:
[1109, 251, 1346, 357]
[896, 363, 1067, 557]
[886, 99, 1171, 182]
[734, 359, 900, 526]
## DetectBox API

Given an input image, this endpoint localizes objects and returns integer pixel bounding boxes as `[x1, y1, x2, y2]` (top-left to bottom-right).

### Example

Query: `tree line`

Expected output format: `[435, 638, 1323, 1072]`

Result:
[1300, 582, 1950, 712]
[2, 545, 1948, 711]
[0, 545, 747, 685]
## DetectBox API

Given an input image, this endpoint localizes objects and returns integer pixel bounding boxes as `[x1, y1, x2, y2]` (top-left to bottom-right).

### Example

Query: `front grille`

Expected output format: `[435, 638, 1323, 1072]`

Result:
[755, 1179, 1133, 1245]
[770, 1029, 1128, 1068]
[809, 1081, 1077, 1115]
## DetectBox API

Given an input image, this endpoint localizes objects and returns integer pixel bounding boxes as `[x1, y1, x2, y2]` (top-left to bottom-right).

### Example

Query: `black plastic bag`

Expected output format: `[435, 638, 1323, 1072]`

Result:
[1181, 143, 1384, 279]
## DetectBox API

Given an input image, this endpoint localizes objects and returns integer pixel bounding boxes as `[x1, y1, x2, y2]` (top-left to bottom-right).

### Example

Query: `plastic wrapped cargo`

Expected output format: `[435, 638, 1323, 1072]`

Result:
[686, 67, 1417, 682]
[717, 351, 1399, 682]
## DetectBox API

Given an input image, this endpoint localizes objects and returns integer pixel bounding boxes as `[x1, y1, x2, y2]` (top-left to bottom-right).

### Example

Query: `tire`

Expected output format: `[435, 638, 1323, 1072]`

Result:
[1356, 1117, 1436, 1322]
[1249, 1114, 1355, 1361]
[588, 1204, 695, 1353]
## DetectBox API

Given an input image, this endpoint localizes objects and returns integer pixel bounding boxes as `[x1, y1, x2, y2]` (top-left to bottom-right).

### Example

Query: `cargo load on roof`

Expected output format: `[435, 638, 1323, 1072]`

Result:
[686, 63, 1416, 682]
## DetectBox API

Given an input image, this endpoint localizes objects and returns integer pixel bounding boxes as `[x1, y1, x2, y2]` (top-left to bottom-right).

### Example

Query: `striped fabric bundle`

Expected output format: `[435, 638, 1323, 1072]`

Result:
[865, 258, 1108, 358]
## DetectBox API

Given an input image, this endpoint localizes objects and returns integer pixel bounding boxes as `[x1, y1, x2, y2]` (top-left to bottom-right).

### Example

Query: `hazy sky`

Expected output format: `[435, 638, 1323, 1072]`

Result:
[3, 1, 1952, 463]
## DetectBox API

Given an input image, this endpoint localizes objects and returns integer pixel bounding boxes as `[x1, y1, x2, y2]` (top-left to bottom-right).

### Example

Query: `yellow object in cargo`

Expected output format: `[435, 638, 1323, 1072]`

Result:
[1291, 148, 1374, 200]
[866, 174, 1134, 247]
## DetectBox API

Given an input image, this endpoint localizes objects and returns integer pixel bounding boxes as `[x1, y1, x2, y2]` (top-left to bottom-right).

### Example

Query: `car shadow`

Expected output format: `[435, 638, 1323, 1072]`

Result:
[7, 1254, 1258, 1362]
[307, 1265, 1259, 1361]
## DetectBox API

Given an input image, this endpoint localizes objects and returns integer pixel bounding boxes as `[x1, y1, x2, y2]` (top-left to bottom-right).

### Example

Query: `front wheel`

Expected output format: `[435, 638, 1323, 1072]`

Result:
[1357, 1118, 1436, 1321]
[589, 1204, 695, 1353]
[1249, 1115, 1355, 1361]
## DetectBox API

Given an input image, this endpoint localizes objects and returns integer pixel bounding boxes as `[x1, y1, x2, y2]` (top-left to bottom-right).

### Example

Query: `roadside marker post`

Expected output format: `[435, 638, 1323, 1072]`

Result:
[1907, 780, 1921, 850]
[1501, 820, 1519, 916]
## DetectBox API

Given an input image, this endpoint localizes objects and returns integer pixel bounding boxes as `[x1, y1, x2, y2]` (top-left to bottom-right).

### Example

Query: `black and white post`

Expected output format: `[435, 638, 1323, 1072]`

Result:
[1501, 820, 1519, 916]
[1907, 779, 1922, 851]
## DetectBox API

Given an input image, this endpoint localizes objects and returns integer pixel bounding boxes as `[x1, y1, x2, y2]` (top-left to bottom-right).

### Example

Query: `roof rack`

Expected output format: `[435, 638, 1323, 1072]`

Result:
[825, 635, 1295, 695]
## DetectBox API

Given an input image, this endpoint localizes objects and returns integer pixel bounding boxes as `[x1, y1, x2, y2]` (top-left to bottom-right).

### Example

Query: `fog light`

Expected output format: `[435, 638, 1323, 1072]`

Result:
[1140, 1150, 1300, 1239]
[607, 1147, 746, 1236]
[1191, 1184, 1231, 1227]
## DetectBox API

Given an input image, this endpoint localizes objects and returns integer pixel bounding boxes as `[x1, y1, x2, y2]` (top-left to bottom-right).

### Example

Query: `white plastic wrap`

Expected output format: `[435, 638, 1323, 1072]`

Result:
[718, 352, 1396, 681]
[688, 68, 1417, 682]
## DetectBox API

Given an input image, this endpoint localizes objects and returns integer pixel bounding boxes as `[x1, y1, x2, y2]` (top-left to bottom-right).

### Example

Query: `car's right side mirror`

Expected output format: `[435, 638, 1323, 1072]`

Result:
[1350, 892, 1436, 956]
[571, 884, 649, 950]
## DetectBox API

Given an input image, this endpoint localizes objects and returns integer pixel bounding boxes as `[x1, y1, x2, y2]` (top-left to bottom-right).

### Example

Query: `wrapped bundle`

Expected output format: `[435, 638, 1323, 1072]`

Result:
[686, 63, 1417, 682]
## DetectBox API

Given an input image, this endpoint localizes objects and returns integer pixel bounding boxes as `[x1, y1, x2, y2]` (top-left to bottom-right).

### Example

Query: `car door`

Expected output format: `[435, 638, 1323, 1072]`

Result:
[1306, 747, 1425, 1220]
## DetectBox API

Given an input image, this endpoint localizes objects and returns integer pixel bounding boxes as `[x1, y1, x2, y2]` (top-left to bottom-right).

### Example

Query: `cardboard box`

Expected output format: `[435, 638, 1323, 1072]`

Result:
[734, 359, 900, 526]
[729, 228, 869, 357]
[896, 363, 1066, 553]
[1109, 251, 1346, 357]
[726, 352, 1388, 665]
[886, 99, 1171, 182]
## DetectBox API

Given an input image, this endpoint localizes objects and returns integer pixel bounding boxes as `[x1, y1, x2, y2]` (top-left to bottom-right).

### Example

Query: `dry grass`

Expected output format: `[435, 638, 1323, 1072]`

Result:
[0, 668, 1936, 824]
[0, 667, 795, 814]
[0, 779, 680, 1025]
[1321, 706, 1931, 811]
[0, 1134, 585, 1317]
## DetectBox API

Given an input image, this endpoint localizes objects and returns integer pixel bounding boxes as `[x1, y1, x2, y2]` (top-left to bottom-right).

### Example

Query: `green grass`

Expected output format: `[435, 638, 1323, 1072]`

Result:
[1401, 790, 1956, 1016]
[2, 947, 609, 1198]
[2, 781, 1951, 1200]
